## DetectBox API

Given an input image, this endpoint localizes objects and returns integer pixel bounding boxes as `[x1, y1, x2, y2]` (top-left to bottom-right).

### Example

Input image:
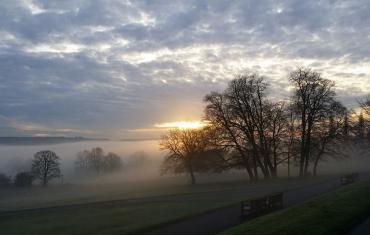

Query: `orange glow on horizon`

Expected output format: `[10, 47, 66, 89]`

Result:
[155, 121, 208, 129]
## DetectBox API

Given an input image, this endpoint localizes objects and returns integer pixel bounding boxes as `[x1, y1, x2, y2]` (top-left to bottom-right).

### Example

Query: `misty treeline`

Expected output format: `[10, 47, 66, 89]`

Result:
[74, 147, 151, 176]
[0, 147, 152, 188]
[160, 68, 370, 184]
[75, 147, 122, 175]
[0, 150, 61, 187]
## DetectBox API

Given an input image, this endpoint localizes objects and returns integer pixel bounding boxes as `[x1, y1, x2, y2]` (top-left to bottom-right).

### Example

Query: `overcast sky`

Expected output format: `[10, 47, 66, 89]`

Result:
[0, 0, 369, 138]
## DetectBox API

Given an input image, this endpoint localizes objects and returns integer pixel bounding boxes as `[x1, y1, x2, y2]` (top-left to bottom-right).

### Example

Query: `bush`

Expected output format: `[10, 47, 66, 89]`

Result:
[14, 172, 34, 187]
[0, 173, 11, 188]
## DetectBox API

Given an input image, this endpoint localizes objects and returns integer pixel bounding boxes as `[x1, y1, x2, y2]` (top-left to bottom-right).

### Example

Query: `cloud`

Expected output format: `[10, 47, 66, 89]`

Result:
[0, 115, 95, 136]
[0, 0, 370, 138]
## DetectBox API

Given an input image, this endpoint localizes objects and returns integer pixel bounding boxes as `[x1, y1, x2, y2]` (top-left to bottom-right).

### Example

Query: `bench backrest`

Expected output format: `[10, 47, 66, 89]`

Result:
[241, 192, 283, 216]
[341, 173, 359, 185]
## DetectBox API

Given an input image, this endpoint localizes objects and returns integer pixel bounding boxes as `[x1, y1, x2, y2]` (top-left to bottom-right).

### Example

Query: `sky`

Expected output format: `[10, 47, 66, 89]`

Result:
[0, 0, 370, 139]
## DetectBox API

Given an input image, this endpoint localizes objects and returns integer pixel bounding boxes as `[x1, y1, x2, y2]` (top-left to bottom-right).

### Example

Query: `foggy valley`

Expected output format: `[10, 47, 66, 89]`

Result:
[1, 1, 370, 235]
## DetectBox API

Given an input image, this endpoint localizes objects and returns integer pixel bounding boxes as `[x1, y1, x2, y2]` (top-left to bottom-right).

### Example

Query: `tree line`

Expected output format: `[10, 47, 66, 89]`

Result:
[160, 68, 370, 184]
[0, 147, 126, 188]
[75, 147, 123, 176]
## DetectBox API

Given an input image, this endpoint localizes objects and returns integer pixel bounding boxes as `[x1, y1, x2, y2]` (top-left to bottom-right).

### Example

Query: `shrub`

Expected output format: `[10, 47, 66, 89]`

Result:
[14, 172, 34, 187]
[0, 173, 11, 188]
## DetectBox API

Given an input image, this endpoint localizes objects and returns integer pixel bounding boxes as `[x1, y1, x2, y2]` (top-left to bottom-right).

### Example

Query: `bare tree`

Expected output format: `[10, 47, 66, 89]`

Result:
[204, 74, 290, 179]
[75, 150, 90, 173]
[14, 172, 34, 187]
[89, 147, 105, 175]
[268, 102, 291, 177]
[359, 94, 370, 116]
[342, 110, 350, 138]
[31, 150, 61, 186]
[160, 128, 222, 185]
[355, 112, 366, 139]
[204, 91, 256, 179]
[311, 101, 347, 175]
[289, 68, 337, 177]
[284, 104, 299, 177]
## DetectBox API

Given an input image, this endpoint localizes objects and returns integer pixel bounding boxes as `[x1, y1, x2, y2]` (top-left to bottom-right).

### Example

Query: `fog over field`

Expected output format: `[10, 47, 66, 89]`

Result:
[0, 139, 368, 186]
[0, 140, 162, 183]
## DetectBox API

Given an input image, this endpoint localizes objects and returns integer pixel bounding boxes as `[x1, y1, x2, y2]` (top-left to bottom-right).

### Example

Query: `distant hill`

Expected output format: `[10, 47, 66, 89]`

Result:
[0, 137, 109, 145]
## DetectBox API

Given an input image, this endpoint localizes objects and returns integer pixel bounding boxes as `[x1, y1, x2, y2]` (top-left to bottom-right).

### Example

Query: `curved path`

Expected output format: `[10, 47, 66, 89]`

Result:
[144, 173, 370, 235]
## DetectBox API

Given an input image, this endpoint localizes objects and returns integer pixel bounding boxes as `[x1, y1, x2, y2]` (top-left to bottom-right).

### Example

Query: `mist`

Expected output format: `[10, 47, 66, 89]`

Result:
[0, 140, 162, 183]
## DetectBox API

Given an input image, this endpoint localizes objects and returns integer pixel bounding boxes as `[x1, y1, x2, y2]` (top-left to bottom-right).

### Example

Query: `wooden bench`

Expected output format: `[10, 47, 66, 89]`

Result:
[241, 193, 283, 218]
[340, 173, 359, 185]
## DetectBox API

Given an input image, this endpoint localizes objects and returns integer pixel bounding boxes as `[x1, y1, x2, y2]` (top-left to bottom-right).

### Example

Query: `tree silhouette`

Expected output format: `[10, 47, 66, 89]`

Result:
[359, 94, 370, 116]
[104, 152, 123, 173]
[0, 173, 11, 187]
[31, 150, 61, 186]
[160, 128, 222, 185]
[310, 101, 347, 175]
[204, 74, 291, 179]
[14, 172, 34, 187]
[289, 68, 338, 177]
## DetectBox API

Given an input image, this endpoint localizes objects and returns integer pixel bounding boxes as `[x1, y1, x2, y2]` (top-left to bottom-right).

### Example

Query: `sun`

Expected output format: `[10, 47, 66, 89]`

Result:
[155, 121, 208, 129]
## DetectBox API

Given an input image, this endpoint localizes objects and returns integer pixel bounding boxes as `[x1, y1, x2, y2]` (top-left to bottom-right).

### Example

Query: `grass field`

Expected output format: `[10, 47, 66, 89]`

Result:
[0, 176, 332, 235]
[219, 181, 370, 235]
[0, 198, 234, 235]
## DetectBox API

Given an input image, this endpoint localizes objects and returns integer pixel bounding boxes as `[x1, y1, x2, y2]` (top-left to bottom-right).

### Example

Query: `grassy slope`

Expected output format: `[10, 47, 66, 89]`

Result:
[0, 200, 236, 235]
[220, 181, 370, 235]
[0, 177, 330, 235]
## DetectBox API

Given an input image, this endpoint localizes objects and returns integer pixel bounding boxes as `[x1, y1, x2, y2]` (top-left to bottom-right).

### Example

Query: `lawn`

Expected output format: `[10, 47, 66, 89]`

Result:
[0, 176, 332, 235]
[0, 199, 235, 235]
[219, 181, 370, 235]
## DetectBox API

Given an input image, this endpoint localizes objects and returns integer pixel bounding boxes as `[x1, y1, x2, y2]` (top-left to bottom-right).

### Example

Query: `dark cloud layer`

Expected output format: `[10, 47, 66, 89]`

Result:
[0, 0, 369, 137]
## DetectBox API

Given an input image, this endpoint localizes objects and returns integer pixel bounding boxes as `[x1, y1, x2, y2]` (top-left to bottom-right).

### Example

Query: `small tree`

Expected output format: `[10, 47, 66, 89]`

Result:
[14, 172, 34, 187]
[160, 128, 221, 185]
[0, 173, 11, 188]
[31, 150, 61, 186]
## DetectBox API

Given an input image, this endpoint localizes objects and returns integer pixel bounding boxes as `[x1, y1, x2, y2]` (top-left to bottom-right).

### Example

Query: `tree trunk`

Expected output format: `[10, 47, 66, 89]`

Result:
[264, 154, 274, 178]
[42, 176, 48, 187]
[245, 165, 255, 181]
[270, 153, 277, 178]
[270, 166, 277, 178]
[299, 112, 307, 177]
[304, 125, 313, 176]
[252, 155, 258, 180]
[313, 156, 320, 176]
[299, 135, 306, 177]
[187, 157, 196, 185]
[189, 170, 196, 185]
[287, 152, 290, 177]
[258, 157, 270, 179]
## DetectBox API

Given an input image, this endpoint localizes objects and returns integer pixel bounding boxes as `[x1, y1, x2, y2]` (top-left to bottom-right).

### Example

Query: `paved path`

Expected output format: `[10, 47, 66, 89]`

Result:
[144, 173, 370, 235]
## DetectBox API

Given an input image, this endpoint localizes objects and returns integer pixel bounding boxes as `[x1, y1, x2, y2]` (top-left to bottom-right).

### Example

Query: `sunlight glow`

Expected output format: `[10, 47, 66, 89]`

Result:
[155, 121, 208, 129]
